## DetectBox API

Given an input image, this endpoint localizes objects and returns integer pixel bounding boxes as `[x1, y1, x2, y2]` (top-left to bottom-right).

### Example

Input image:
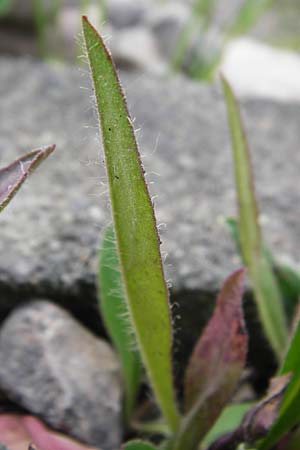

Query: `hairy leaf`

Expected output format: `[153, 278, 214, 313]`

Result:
[98, 225, 141, 422]
[0, 145, 55, 212]
[222, 75, 288, 358]
[174, 269, 247, 450]
[208, 374, 290, 450]
[82, 17, 179, 430]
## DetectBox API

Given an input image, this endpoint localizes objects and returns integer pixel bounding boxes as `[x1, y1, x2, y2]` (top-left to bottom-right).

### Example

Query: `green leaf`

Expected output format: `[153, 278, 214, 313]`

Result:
[98, 225, 141, 422]
[226, 217, 300, 319]
[82, 17, 179, 431]
[221, 75, 288, 359]
[259, 317, 300, 449]
[131, 419, 171, 437]
[208, 374, 290, 450]
[226, 217, 241, 254]
[0, 0, 11, 15]
[0, 145, 55, 213]
[174, 269, 248, 450]
[202, 402, 253, 448]
[273, 264, 300, 319]
[228, 0, 275, 37]
[123, 441, 158, 450]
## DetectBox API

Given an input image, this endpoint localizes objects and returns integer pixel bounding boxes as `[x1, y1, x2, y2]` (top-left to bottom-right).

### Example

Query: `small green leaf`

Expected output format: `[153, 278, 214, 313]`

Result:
[259, 316, 300, 449]
[208, 374, 290, 450]
[131, 419, 171, 437]
[174, 269, 248, 450]
[122, 441, 158, 450]
[0, 145, 55, 213]
[202, 402, 254, 448]
[82, 17, 179, 431]
[221, 75, 288, 359]
[98, 225, 141, 422]
[0, 0, 11, 15]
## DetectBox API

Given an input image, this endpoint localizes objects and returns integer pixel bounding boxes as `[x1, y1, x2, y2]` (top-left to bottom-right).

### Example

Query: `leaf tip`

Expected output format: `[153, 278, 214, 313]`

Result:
[222, 267, 246, 296]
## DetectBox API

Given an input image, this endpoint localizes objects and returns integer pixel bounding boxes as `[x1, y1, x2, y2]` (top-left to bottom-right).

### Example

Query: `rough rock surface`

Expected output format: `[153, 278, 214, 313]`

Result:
[107, 0, 150, 29]
[0, 57, 300, 378]
[0, 57, 299, 297]
[222, 38, 300, 102]
[0, 301, 121, 449]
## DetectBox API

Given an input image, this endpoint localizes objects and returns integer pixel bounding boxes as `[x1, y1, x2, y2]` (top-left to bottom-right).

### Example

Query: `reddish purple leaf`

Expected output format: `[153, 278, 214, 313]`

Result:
[184, 268, 248, 411]
[0, 414, 98, 450]
[0, 145, 55, 212]
[174, 269, 248, 450]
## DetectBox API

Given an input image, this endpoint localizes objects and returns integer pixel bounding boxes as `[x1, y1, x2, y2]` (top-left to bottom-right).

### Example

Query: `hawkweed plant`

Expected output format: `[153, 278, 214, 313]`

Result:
[81, 16, 300, 450]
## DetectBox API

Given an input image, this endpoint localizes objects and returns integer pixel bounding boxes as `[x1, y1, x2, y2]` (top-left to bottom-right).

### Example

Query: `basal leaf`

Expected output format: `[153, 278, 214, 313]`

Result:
[227, 217, 300, 320]
[259, 317, 300, 449]
[226, 217, 300, 320]
[202, 402, 254, 448]
[208, 374, 290, 450]
[122, 441, 158, 450]
[0, 145, 55, 212]
[174, 269, 247, 450]
[98, 225, 141, 422]
[82, 17, 179, 430]
[221, 75, 288, 358]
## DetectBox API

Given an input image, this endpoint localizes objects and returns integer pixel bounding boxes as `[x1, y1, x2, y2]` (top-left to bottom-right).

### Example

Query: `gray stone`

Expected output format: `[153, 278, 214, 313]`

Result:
[0, 57, 300, 379]
[147, 2, 190, 60]
[0, 301, 121, 449]
[107, 0, 150, 29]
[5, 0, 56, 24]
[212, 0, 245, 30]
[247, 0, 300, 48]
[109, 26, 167, 74]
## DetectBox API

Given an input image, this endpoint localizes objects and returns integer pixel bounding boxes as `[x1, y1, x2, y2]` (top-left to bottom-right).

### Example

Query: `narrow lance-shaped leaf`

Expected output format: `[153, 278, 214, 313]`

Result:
[82, 17, 179, 430]
[259, 316, 300, 449]
[221, 75, 288, 358]
[226, 217, 300, 320]
[98, 225, 141, 423]
[0, 145, 56, 212]
[174, 269, 248, 450]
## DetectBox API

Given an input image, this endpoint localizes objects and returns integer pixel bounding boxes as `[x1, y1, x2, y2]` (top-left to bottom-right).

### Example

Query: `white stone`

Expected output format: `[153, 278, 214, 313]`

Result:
[221, 38, 300, 102]
[109, 27, 168, 74]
